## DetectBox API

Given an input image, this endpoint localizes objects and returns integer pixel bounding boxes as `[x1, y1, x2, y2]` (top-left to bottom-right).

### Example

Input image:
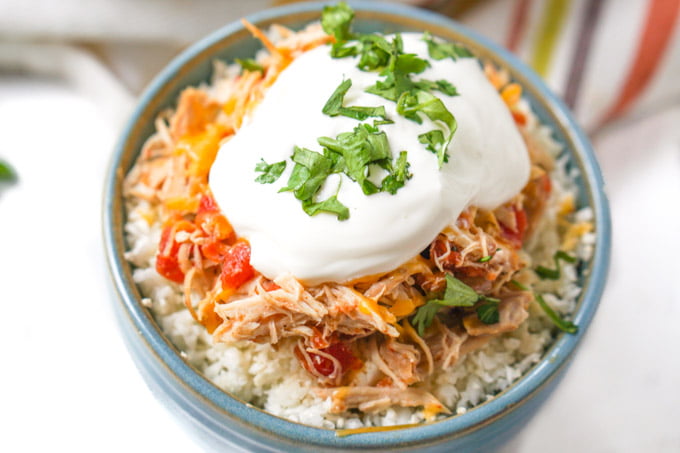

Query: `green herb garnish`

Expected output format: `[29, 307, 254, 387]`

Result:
[535, 293, 578, 334]
[0, 159, 17, 182]
[322, 79, 388, 121]
[423, 31, 474, 61]
[412, 274, 501, 336]
[476, 302, 500, 324]
[510, 279, 579, 334]
[255, 3, 476, 220]
[535, 251, 577, 280]
[397, 90, 457, 167]
[318, 123, 392, 195]
[254, 158, 286, 184]
[418, 130, 447, 164]
[235, 58, 263, 73]
[381, 151, 411, 195]
[321, 2, 355, 41]
[478, 248, 501, 263]
[280, 147, 335, 200]
[302, 194, 350, 220]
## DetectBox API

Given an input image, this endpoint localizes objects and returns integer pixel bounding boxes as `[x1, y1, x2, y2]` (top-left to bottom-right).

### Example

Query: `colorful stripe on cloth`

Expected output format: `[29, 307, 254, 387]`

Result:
[460, 0, 680, 131]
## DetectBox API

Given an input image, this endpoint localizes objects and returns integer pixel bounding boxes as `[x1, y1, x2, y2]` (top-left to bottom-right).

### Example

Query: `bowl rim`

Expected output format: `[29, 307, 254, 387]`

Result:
[103, 0, 611, 449]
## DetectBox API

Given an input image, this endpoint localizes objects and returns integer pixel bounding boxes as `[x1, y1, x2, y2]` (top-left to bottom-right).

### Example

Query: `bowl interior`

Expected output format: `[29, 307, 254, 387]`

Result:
[104, 1, 610, 450]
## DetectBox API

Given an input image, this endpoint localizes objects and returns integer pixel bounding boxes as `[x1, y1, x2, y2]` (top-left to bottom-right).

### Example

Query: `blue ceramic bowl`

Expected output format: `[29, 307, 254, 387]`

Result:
[103, 2, 611, 451]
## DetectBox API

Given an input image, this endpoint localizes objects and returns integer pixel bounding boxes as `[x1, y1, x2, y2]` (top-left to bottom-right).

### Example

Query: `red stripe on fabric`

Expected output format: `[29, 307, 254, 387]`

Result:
[506, 0, 532, 52]
[601, 0, 680, 124]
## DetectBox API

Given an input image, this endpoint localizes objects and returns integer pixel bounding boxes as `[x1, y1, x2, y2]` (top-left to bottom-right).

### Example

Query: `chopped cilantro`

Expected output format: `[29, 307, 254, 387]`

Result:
[535, 293, 578, 334]
[535, 251, 577, 280]
[356, 34, 392, 70]
[476, 302, 500, 324]
[418, 129, 447, 165]
[235, 58, 263, 73]
[411, 302, 441, 337]
[415, 79, 459, 97]
[423, 31, 474, 61]
[381, 151, 411, 195]
[280, 147, 334, 201]
[510, 279, 579, 334]
[302, 194, 350, 220]
[398, 90, 457, 167]
[510, 279, 529, 291]
[412, 274, 500, 336]
[321, 2, 355, 41]
[254, 158, 286, 184]
[322, 79, 387, 121]
[478, 248, 501, 263]
[0, 159, 17, 182]
[318, 123, 391, 195]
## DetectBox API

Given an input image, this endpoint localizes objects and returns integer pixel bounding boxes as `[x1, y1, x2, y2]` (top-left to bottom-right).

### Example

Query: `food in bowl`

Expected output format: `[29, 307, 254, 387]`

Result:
[123, 3, 595, 430]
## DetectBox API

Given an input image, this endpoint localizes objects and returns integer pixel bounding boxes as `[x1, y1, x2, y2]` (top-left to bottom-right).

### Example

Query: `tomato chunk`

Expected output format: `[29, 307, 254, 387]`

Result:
[310, 343, 362, 377]
[156, 220, 195, 283]
[155, 254, 184, 283]
[220, 242, 254, 290]
[195, 194, 233, 240]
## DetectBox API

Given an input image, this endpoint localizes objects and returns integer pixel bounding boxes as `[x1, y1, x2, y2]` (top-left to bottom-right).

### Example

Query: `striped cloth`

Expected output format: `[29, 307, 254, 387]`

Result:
[459, 0, 680, 131]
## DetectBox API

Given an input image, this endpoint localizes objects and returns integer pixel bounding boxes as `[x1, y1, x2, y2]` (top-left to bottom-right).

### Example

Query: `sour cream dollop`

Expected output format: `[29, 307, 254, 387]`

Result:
[210, 33, 530, 285]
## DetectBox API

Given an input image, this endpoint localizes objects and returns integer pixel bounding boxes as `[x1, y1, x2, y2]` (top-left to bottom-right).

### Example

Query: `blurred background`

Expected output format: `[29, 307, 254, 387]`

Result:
[1, 1, 678, 452]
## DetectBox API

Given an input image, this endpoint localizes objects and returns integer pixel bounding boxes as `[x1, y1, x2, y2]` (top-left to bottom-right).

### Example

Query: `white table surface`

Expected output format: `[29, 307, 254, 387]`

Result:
[1, 76, 678, 453]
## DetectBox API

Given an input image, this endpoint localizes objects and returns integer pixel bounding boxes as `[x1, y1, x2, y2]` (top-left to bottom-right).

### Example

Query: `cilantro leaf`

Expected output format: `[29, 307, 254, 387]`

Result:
[423, 31, 474, 61]
[510, 279, 578, 334]
[411, 274, 504, 335]
[398, 90, 457, 167]
[356, 34, 392, 71]
[510, 279, 529, 291]
[340, 105, 387, 121]
[302, 195, 350, 221]
[381, 151, 412, 194]
[412, 301, 441, 337]
[535, 251, 577, 280]
[476, 302, 500, 324]
[318, 124, 391, 195]
[322, 78, 352, 116]
[397, 90, 456, 132]
[418, 129, 447, 165]
[0, 159, 17, 182]
[394, 53, 430, 75]
[428, 273, 479, 307]
[415, 79, 459, 97]
[535, 293, 578, 334]
[321, 2, 355, 41]
[254, 158, 286, 184]
[279, 147, 334, 202]
[330, 41, 360, 58]
[235, 58, 263, 73]
[322, 79, 388, 121]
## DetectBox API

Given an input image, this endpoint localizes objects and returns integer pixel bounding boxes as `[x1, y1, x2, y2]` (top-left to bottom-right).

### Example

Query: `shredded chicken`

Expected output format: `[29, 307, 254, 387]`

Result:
[316, 386, 449, 416]
[462, 291, 532, 336]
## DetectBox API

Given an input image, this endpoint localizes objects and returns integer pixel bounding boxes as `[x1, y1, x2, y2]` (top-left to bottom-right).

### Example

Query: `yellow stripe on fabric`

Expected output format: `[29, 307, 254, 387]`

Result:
[531, 0, 572, 77]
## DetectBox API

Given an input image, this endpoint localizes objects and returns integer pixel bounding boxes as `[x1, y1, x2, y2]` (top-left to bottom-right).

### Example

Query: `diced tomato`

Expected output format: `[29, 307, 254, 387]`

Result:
[500, 207, 528, 248]
[220, 241, 254, 290]
[309, 343, 362, 377]
[201, 239, 229, 262]
[511, 110, 527, 126]
[156, 220, 195, 283]
[195, 194, 233, 241]
[155, 254, 185, 283]
[430, 237, 461, 269]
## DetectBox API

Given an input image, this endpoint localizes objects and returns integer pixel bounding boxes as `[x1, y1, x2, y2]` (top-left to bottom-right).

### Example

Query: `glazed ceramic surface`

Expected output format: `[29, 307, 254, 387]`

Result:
[103, 2, 611, 451]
